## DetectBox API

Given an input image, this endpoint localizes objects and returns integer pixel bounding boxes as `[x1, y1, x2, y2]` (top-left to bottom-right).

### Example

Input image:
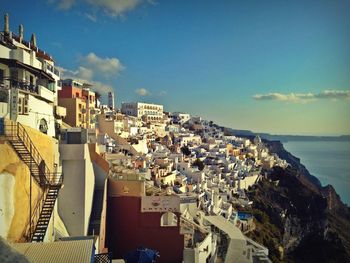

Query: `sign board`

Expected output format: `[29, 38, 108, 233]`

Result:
[141, 196, 180, 213]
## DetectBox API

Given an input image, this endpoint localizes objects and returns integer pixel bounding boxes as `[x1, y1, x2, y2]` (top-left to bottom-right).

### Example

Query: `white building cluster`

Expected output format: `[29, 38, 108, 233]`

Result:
[0, 12, 290, 263]
[97, 107, 289, 262]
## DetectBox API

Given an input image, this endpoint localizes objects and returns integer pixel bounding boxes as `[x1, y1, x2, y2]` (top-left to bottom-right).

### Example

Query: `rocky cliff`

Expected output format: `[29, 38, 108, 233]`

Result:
[246, 140, 350, 263]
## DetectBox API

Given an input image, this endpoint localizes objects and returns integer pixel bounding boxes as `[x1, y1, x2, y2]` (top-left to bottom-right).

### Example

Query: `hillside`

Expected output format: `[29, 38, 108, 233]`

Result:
[245, 140, 350, 262]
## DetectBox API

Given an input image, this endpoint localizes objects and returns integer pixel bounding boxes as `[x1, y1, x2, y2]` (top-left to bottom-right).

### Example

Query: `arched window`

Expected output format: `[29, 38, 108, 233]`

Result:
[160, 212, 178, 227]
[39, 118, 48, 134]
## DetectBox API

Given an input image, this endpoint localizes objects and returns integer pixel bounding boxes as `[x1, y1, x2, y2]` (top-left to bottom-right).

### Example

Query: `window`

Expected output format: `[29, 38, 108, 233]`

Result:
[39, 118, 48, 134]
[160, 212, 178, 227]
[23, 96, 28, 114]
[17, 95, 29, 115]
[76, 92, 79, 98]
[18, 97, 22, 113]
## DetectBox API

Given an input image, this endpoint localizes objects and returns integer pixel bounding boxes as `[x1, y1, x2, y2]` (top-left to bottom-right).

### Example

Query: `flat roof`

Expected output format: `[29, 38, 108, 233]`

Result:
[204, 216, 251, 263]
[205, 215, 245, 240]
[11, 239, 94, 263]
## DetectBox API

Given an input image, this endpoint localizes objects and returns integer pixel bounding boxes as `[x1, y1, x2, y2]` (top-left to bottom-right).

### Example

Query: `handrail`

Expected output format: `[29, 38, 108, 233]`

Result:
[3, 121, 63, 242]
[24, 186, 48, 241]
[22, 172, 63, 241]
[17, 122, 52, 184]
[4, 122, 55, 184]
[0, 77, 40, 94]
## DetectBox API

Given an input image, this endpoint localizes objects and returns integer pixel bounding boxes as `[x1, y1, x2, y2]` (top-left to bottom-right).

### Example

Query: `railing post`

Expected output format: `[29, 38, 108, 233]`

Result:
[29, 142, 32, 241]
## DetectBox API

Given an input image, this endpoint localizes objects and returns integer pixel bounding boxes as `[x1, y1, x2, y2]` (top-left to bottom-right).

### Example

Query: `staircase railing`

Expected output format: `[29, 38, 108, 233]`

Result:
[3, 121, 63, 241]
[25, 185, 49, 241]
[24, 172, 63, 241]
[3, 122, 55, 185]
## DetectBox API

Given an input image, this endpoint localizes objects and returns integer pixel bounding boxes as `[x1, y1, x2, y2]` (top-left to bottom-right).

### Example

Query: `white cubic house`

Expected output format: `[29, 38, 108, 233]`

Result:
[0, 15, 65, 137]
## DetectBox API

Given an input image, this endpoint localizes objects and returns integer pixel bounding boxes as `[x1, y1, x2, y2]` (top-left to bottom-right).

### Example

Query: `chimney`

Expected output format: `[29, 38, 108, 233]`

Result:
[4, 13, 9, 33]
[30, 33, 36, 47]
[19, 24, 24, 43]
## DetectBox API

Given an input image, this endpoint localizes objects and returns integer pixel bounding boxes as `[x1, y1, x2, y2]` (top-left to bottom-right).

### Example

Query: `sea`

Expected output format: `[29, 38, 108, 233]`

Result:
[283, 140, 350, 206]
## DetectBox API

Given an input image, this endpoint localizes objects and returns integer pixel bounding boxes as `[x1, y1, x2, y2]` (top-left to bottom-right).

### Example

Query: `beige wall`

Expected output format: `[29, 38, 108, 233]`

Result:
[58, 144, 95, 236]
[97, 114, 115, 136]
[108, 178, 145, 197]
[0, 121, 64, 242]
[0, 141, 42, 242]
[0, 142, 41, 242]
[23, 124, 58, 171]
[59, 98, 87, 128]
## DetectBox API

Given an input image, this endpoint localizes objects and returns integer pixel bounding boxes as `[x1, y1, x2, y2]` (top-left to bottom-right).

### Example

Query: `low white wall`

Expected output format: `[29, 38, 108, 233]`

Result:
[238, 174, 259, 190]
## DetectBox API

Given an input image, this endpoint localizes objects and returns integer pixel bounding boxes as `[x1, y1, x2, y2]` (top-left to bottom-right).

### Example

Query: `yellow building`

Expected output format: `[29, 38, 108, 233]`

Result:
[58, 79, 96, 129]
[58, 97, 87, 128]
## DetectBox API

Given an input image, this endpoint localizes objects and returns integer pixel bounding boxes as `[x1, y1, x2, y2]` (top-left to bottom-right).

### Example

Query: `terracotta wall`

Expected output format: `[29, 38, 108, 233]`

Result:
[107, 196, 184, 263]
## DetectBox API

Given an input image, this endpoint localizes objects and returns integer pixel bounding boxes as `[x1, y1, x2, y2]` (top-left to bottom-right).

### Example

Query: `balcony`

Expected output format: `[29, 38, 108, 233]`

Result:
[1, 78, 39, 94]
[38, 85, 54, 102]
[55, 105, 66, 118]
[0, 78, 55, 103]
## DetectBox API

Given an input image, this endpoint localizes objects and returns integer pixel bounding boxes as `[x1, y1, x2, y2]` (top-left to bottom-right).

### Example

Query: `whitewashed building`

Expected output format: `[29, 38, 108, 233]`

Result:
[121, 102, 164, 123]
[0, 15, 64, 137]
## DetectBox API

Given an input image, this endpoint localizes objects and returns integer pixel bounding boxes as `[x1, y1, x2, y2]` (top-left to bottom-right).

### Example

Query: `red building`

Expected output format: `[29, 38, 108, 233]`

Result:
[58, 79, 84, 99]
[107, 178, 184, 263]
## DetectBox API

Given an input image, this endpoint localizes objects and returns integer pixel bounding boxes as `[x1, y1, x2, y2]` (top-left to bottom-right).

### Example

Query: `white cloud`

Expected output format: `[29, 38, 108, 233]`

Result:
[76, 66, 94, 80]
[84, 12, 97, 22]
[58, 61, 115, 95]
[80, 52, 125, 78]
[315, 90, 350, 99]
[135, 88, 150, 96]
[53, 0, 76, 10]
[90, 80, 114, 93]
[253, 90, 350, 103]
[51, 0, 153, 17]
[58, 66, 93, 81]
[86, 0, 142, 17]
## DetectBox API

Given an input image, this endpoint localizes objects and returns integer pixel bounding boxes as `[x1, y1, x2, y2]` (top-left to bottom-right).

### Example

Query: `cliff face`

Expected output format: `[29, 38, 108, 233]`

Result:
[247, 140, 350, 263]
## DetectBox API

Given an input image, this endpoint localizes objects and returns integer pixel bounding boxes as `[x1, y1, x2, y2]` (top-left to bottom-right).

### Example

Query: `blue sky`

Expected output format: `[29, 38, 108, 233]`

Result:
[1, 0, 350, 135]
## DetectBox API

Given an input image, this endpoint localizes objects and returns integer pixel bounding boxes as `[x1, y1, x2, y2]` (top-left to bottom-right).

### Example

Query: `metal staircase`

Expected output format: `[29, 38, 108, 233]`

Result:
[31, 185, 61, 242]
[3, 121, 63, 242]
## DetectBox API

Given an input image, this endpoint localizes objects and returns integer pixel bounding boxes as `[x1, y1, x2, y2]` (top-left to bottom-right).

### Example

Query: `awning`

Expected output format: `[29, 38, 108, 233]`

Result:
[0, 58, 55, 82]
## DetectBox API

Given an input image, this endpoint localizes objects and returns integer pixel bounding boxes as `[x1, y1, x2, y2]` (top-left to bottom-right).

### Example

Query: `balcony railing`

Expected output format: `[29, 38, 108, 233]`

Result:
[0, 77, 39, 94]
